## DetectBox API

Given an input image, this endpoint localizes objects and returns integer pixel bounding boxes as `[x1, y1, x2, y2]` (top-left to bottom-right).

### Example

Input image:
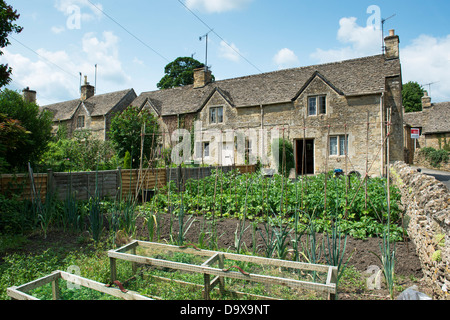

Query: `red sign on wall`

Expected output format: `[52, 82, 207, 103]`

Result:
[411, 128, 420, 139]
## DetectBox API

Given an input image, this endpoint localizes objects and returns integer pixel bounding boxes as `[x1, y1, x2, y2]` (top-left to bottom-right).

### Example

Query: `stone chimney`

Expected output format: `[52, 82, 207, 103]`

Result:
[22, 87, 36, 104]
[384, 29, 400, 60]
[81, 76, 95, 100]
[193, 67, 212, 89]
[422, 91, 432, 109]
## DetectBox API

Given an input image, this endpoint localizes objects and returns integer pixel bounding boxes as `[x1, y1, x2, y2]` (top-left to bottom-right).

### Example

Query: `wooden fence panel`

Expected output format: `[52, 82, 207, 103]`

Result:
[0, 173, 47, 202]
[52, 170, 119, 201]
[120, 168, 167, 198]
[0, 165, 255, 202]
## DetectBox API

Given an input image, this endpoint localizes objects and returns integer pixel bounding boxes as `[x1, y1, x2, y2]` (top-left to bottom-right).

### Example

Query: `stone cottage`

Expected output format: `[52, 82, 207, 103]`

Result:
[41, 77, 137, 141]
[131, 30, 404, 177]
[403, 91, 450, 158]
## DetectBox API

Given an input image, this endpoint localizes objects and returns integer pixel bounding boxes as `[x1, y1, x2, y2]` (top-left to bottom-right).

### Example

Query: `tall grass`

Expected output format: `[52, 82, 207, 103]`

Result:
[88, 169, 103, 242]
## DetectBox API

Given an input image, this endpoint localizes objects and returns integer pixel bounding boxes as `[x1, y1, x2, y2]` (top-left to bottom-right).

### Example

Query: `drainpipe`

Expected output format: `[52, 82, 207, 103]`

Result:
[380, 92, 385, 176]
[260, 104, 263, 130]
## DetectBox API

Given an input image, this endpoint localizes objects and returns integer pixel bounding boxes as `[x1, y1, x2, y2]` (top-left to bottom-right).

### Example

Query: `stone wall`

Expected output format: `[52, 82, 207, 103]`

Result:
[390, 161, 450, 299]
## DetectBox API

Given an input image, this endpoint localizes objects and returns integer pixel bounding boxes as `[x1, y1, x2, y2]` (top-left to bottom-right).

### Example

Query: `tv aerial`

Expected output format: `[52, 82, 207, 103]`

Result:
[199, 29, 213, 71]
[381, 14, 396, 54]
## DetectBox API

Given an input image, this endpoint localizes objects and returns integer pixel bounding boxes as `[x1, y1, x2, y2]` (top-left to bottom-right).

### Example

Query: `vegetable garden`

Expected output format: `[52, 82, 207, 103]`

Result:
[1, 163, 413, 301]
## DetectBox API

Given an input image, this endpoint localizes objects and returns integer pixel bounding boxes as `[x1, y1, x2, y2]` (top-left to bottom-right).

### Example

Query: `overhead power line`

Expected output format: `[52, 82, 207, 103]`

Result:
[176, 0, 263, 73]
[10, 36, 79, 80]
[87, 0, 170, 63]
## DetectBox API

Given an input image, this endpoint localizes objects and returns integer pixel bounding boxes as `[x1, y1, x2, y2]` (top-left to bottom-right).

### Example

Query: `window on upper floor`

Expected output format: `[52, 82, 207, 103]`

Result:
[77, 115, 85, 128]
[308, 95, 327, 116]
[210, 106, 224, 124]
[330, 135, 348, 156]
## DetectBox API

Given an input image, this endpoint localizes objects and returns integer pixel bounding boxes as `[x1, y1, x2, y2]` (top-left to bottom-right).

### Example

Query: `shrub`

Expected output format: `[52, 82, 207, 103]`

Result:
[419, 147, 449, 168]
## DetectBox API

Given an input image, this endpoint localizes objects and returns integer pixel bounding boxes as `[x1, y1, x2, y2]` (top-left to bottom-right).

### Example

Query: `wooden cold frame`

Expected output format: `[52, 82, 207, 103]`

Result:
[7, 270, 152, 301]
[108, 240, 338, 300]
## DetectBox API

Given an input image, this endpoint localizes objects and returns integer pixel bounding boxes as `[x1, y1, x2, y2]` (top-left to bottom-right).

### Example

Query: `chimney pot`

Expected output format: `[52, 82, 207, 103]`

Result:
[81, 76, 95, 100]
[22, 87, 37, 104]
[422, 91, 432, 108]
[193, 67, 212, 89]
[384, 30, 400, 60]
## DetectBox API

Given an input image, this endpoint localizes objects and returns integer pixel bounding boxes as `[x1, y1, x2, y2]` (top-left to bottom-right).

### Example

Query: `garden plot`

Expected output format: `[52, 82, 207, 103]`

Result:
[108, 240, 338, 300]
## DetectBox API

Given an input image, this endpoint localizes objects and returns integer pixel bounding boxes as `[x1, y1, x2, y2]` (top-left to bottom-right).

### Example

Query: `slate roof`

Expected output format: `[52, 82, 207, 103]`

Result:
[404, 102, 450, 134]
[42, 89, 136, 121]
[132, 54, 401, 116]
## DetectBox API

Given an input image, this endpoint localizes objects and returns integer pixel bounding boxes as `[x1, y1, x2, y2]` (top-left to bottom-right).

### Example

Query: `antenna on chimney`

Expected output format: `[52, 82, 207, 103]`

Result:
[199, 29, 213, 71]
[422, 81, 439, 97]
[94, 64, 98, 94]
[79, 72, 82, 93]
[381, 14, 396, 54]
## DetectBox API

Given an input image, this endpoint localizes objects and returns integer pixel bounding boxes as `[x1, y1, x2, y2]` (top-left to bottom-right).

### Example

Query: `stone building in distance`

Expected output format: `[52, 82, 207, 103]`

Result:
[132, 30, 404, 177]
[41, 76, 137, 141]
[404, 92, 450, 151]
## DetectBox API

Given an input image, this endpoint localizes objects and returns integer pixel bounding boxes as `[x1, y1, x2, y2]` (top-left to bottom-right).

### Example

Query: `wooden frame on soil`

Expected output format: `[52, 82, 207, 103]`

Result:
[7, 270, 152, 300]
[108, 240, 338, 300]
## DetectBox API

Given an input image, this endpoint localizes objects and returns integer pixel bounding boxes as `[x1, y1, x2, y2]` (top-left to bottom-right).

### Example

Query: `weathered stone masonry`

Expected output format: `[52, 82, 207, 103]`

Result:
[391, 161, 450, 299]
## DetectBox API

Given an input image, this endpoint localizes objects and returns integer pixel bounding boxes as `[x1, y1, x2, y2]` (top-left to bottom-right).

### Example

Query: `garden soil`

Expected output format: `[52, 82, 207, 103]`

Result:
[136, 215, 432, 300]
[3, 215, 432, 300]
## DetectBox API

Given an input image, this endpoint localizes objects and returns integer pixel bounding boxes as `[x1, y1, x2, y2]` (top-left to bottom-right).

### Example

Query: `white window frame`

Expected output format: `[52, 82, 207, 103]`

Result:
[210, 106, 224, 124]
[203, 141, 210, 158]
[329, 135, 348, 156]
[308, 95, 327, 116]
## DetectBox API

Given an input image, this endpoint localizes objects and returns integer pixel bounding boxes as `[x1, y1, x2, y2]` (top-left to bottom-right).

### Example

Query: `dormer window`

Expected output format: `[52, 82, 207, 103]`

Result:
[308, 95, 326, 116]
[210, 106, 224, 124]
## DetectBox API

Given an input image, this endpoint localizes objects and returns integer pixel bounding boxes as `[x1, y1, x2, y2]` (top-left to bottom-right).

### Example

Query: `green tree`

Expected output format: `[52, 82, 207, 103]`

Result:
[402, 81, 424, 113]
[109, 106, 159, 168]
[0, 89, 53, 171]
[0, 1, 23, 87]
[157, 57, 214, 89]
[272, 138, 295, 177]
[0, 113, 29, 172]
[39, 129, 116, 172]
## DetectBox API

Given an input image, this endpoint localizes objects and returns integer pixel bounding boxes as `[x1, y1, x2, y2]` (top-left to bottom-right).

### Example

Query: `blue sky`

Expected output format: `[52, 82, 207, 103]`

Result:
[1, 0, 450, 105]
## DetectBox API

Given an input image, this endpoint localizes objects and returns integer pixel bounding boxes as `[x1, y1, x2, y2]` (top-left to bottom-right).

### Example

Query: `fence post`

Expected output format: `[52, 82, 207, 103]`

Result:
[47, 169, 54, 199]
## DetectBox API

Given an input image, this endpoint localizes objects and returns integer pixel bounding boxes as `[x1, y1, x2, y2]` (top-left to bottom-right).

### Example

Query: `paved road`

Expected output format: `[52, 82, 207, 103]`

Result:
[411, 166, 450, 191]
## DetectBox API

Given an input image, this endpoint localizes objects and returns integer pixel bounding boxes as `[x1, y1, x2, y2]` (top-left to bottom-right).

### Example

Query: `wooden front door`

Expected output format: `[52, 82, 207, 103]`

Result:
[296, 139, 314, 175]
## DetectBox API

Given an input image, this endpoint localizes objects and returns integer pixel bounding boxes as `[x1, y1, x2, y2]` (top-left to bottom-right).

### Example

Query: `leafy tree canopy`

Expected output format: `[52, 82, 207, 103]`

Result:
[0, 89, 53, 172]
[157, 57, 214, 90]
[403, 81, 424, 113]
[109, 106, 160, 168]
[0, 1, 23, 87]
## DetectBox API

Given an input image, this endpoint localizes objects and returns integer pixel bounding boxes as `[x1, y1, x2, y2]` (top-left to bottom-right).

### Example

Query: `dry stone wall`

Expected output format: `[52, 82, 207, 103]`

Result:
[391, 161, 450, 300]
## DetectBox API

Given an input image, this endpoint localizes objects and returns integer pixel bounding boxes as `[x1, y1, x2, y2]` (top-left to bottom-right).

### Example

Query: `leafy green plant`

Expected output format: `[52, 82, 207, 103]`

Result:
[371, 230, 396, 299]
[419, 147, 449, 168]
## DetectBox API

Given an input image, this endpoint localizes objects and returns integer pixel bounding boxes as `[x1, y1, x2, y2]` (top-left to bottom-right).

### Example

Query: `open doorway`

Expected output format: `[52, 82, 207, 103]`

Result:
[296, 139, 314, 175]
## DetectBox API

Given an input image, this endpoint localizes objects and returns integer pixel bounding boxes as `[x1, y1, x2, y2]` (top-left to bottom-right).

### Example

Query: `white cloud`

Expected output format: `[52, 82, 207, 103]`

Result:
[311, 17, 381, 64]
[51, 26, 66, 34]
[273, 48, 299, 69]
[185, 0, 252, 13]
[219, 40, 241, 62]
[81, 31, 130, 85]
[401, 34, 450, 102]
[0, 31, 131, 105]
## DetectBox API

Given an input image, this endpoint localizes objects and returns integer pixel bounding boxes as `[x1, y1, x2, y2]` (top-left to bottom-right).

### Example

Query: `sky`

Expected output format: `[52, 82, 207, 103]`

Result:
[1, 0, 449, 106]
